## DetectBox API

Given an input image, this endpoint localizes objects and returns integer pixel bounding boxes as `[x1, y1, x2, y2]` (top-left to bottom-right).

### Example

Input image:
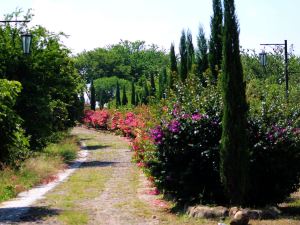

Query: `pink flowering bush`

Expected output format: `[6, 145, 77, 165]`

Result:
[83, 110, 110, 129]
[82, 103, 300, 206]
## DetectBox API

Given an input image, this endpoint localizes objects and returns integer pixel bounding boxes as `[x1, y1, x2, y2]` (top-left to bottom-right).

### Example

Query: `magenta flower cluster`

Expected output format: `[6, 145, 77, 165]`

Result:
[150, 126, 164, 144]
[168, 120, 181, 133]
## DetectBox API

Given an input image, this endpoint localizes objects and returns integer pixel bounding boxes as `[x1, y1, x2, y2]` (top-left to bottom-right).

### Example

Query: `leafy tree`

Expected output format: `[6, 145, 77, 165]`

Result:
[115, 81, 121, 108]
[131, 81, 136, 106]
[90, 79, 96, 110]
[179, 30, 188, 82]
[209, 0, 223, 84]
[186, 29, 195, 73]
[74, 40, 168, 83]
[0, 79, 29, 165]
[150, 73, 156, 97]
[122, 85, 128, 105]
[220, 0, 249, 206]
[170, 43, 178, 89]
[0, 11, 84, 150]
[196, 25, 209, 86]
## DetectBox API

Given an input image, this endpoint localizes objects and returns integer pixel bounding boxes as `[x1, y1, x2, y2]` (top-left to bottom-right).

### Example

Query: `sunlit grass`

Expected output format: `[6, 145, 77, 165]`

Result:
[58, 210, 88, 225]
[0, 134, 79, 203]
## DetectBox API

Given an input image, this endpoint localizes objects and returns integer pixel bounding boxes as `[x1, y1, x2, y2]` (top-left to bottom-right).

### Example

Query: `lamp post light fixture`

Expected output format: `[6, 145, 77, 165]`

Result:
[21, 32, 32, 54]
[259, 51, 267, 67]
[0, 20, 32, 54]
[260, 40, 289, 100]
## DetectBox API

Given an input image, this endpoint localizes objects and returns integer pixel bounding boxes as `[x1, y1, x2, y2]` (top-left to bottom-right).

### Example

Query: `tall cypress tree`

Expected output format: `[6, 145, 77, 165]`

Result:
[158, 67, 167, 99]
[196, 25, 209, 86]
[90, 79, 96, 110]
[115, 81, 121, 108]
[170, 43, 178, 89]
[131, 80, 136, 106]
[186, 29, 195, 73]
[135, 93, 140, 106]
[142, 83, 149, 105]
[220, 0, 249, 206]
[150, 73, 156, 97]
[122, 85, 128, 106]
[179, 30, 188, 82]
[209, 0, 223, 84]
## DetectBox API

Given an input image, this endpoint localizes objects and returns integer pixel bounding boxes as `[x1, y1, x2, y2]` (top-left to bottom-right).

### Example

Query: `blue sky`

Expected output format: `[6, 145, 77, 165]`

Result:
[1, 0, 299, 55]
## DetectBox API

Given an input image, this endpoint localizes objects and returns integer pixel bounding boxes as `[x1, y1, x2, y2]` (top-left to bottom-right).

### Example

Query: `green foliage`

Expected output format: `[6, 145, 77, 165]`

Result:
[179, 30, 188, 82]
[93, 76, 130, 108]
[74, 40, 168, 83]
[90, 79, 96, 110]
[131, 81, 136, 106]
[186, 29, 195, 73]
[195, 25, 209, 86]
[142, 82, 149, 105]
[209, 0, 223, 84]
[150, 73, 156, 97]
[220, 0, 249, 205]
[169, 43, 178, 90]
[116, 81, 121, 108]
[122, 85, 128, 106]
[0, 79, 29, 165]
[0, 11, 84, 150]
[158, 67, 168, 99]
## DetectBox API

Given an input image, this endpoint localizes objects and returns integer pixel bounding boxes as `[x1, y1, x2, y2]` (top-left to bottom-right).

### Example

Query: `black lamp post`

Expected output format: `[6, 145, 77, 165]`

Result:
[0, 20, 32, 54]
[260, 40, 289, 100]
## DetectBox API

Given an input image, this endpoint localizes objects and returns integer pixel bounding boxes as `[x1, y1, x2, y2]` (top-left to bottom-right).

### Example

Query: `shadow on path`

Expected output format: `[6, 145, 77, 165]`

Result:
[0, 207, 61, 223]
[78, 160, 131, 168]
[85, 145, 110, 151]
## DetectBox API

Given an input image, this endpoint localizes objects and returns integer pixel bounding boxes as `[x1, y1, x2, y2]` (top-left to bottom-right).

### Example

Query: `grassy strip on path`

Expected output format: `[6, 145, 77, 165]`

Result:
[0, 135, 79, 203]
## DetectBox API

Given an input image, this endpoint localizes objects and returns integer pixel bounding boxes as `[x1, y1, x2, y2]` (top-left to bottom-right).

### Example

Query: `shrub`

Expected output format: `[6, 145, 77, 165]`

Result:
[0, 79, 29, 166]
[146, 104, 300, 206]
[147, 111, 225, 204]
[247, 119, 300, 206]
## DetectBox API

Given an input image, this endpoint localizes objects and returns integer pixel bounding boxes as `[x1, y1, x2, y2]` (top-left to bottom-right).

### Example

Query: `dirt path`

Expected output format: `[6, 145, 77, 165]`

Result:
[0, 127, 210, 225]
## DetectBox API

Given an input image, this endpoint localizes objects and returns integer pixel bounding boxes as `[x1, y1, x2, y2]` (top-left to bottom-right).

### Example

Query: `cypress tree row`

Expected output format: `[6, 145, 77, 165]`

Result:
[150, 73, 156, 97]
[122, 85, 128, 106]
[179, 30, 188, 82]
[209, 0, 223, 84]
[131, 81, 136, 106]
[220, 0, 249, 206]
[115, 81, 121, 108]
[196, 25, 209, 86]
[90, 79, 96, 110]
[186, 29, 195, 73]
[170, 43, 178, 89]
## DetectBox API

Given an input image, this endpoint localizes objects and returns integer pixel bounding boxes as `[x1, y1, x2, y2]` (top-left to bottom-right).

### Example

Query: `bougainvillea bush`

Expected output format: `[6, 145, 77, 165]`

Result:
[148, 111, 225, 204]
[145, 103, 300, 206]
[82, 98, 300, 206]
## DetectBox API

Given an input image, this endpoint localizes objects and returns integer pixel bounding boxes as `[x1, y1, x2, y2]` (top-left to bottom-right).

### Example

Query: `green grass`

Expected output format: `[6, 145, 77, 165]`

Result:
[0, 134, 80, 203]
[44, 135, 79, 162]
[58, 210, 88, 225]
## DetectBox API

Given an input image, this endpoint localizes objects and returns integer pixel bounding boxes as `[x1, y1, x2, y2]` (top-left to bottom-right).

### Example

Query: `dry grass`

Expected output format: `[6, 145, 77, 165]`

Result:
[0, 135, 79, 203]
